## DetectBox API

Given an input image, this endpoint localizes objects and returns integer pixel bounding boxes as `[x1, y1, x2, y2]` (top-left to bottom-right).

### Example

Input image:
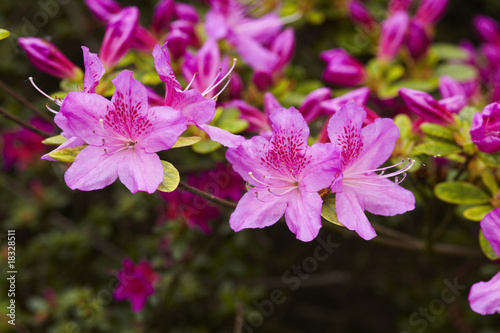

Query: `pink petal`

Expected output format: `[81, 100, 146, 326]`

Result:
[64, 146, 120, 191]
[111, 70, 148, 117]
[82, 46, 105, 93]
[356, 177, 415, 216]
[41, 136, 85, 161]
[229, 189, 287, 232]
[137, 106, 186, 153]
[480, 208, 500, 256]
[117, 148, 164, 194]
[300, 142, 341, 192]
[199, 124, 245, 148]
[285, 190, 323, 242]
[152, 43, 182, 90]
[469, 271, 500, 315]
[225, 135, 272, 183]
[167, 89, 216, 126]
[269, 107, 310, 143]
[336, 189, 377, 240]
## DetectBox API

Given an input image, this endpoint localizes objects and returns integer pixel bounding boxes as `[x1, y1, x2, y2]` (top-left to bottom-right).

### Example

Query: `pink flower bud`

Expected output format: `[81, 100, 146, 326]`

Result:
[99, 7, 139, 67]
[388, 0, 412, 15]
[399, 88, 454, 125]
[320, 48, 366, 87]
[414, 0, 448, 27]
[18, 37, 80, 80]
[165, 20, 199, 59]
[406, 21, 430, 59]
[348, 1, 377, 29]
[439, 75, 465, 99]
[299, 87, 331, 123]
[471, 102, 500, 153]
[174, 3, 199, 23]
[132, 25, 158, 52]
[152, 0, 175, 34]
[473, 15, 500, 45]
[84, 0, 121, 23]
[378, 11, 410, 62]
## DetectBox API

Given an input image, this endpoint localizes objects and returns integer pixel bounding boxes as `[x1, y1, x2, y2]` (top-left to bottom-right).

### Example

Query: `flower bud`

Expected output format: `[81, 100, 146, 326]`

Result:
[299, 87, 331, 123]
[470, 103, 500, 153]
[473, 15, 500, 45]
[84, 0, 121, 23]
[99, 7, 139, 67]
[378, 11, 409, 62]
[320, 48, 366, 87]
[165, 20, 199, 59]
[348, 1, 376, 29]
[152, 0, 175, 34]
[174, 3, 199, 23]
[406, 21, 430, 59]
[399, 88, 454, 125]
[439, 76, 465, 100]
[414, 0, 448, 26]
[388, 0, 412, 15]
[18, 37, 80, 80]
[320, 87, 370, 115]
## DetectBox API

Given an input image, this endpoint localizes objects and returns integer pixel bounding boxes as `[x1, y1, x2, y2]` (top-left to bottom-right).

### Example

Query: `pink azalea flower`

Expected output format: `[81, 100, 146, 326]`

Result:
[414, 0, 448, 27]
[114, 259, 157, 312]
[377, 11, 410, 62]
[470, 102, 500, 153]
[474, 15, 500, 45]
[56, 70, 187, 193]
[328, 103, 415, 240]
[226, 107, 341, 242]
[153, 42, 244, 148]
[347, 1, 377, 29]
[320, 48, 367, 87]
[18, 38, 81, 80]
[388, 0, 412, 15]
[469, 208, 500, 315]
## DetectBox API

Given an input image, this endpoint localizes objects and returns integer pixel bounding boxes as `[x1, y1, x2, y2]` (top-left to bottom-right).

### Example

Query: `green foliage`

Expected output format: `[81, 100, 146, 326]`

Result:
[48, 145, 86, 162]
[171, 136, 202, 148]
[463, 205, 493, 222]
[321, 196, 343, 226]
[480, 231, 499, 260]
[0, 28, 10, 40]
[434, 182, 491, 205]
[42, 135, 68, 145]
[157, 160, 180, 192]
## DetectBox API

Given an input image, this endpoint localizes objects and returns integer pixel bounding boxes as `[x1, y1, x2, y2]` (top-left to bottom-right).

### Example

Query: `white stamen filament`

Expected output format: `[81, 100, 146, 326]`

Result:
[248, 171, 298, 201]
[46, 103, 59, 115]
[202, 58, 238, 97]
[184, 72, 198, 91]
[29, 77, 62, 106]
[211, 75, 232, 100]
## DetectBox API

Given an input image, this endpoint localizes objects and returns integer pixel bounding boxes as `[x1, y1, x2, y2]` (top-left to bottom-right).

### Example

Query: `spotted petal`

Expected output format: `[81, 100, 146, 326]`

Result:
[335, 188, 377, 240]
[285, 190, 323, 242]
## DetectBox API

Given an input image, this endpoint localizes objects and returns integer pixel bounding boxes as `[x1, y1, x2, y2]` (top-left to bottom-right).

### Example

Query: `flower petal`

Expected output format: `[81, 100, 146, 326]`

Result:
[469, 271, 500, 315]
[198, 124, 245, 148]
[41, 136, 85, 161]
[111, 70, 148, 117]
[357, 177, 415, 216]
[138, 106, 186, 153]
[117, 148, 164, 194]
[285, 190, 323, 242]
[480, 208, 500, 256]
[167, 89, 216, 125]
[336, 189, 377, 240]
[229, 189, 287, 232]
[64, 146, 119, 191]
[226, 135, 271, 183]
[300, 142, 341, 192]
[82, 46, 105, 93]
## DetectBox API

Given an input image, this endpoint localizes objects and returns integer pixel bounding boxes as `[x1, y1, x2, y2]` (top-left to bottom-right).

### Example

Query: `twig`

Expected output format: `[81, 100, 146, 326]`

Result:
[0, 106, 53, 138]
[0, 79, 54, 123]
[177, 181, 238, 209]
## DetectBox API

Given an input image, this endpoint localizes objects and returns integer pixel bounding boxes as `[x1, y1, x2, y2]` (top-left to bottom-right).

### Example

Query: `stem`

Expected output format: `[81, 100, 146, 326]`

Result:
[0, 106, 53, 138]
[0, 79, 54, 123]
[177, 181, 238, 209]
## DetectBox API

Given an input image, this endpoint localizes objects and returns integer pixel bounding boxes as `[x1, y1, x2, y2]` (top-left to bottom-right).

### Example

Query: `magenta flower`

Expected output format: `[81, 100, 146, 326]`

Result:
[152, 0, 175, 34]
[398, 88, 465, 125]
[377, 11, 410, 62]
[471, 102, 500, 153]
[328, 103, 415, 240]
[348, 1, 377, 29]
[114, 259, 157, 312]
[388, 0, 412, 14]
[99, 7, 139, 67]
[406, 20, 430, 59]
[474, 15, 500, 45]
[414, 0, 448, 27]
[469, 209, 500, 315]
[57, 70, 186, 193]
[18, 38, 81, 80]
[298, 87, 332, 123]
[320, 87, 370, 116]
[84, 0, 121, 23]
[165, 19, 200, 59]
[174, 3, 199, 23]
[320, 48, 366, 87]
[226, 107, 341, 241]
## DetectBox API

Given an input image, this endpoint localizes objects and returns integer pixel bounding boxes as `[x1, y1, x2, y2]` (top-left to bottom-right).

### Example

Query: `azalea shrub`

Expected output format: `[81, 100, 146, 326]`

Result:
[2, 0, 500, 331]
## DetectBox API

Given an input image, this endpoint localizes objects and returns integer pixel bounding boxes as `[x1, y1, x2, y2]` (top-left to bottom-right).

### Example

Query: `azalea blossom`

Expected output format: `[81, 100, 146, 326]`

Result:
[328, 103, 415, 240]
[469, 208, 500, 315]
[57, 70, 187, 193]
[226, 107, 341, 241]
[470, 102, 500, 153]
[114, 259, 158, 312]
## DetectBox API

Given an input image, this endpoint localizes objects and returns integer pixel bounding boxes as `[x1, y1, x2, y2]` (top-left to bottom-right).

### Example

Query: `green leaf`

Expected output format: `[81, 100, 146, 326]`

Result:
[48, 145, 86, 162]
[192, 140, 221, 154]
[434, 181, 490, 205]
[385, 64, 405, 83]
[420, 123, 454, 141]
[482, 172, 499, 197]
[379, 79, 439, 99]
[394, 114, 412, 138]
[218, 119, 248, 133]
[478, 152, 500, 167]
[435, 64, 478, 81]
[321, 197, 344, 227]
[414, 141, 461, 156]
[480, 230, 499, 260]
[42, 135, 67, 145]
[431, 43, 467, 60]
[0, 29, 10, 40]
[158, 161, 180, 192]
[459, 106, 478, 124]
[463, 205, 493, 222]
[171, 136, 202, 148]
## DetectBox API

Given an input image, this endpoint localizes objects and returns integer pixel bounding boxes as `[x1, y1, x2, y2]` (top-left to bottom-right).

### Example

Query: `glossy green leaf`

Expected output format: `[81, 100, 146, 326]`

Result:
[42, 135, 67, 145]
[431, 43, 467, 60]
[435, 64, 478, 81]
[481, 172, 498, 197]
[0, 29, 10, 40]
[157, 160, 180, 192]
[171, 136, 202, 148]
[478, 152, 500, 167]
[420, 123, 454, 141]
[480, 230, 499, 260]
[48, 145, 86, 162]
[385, 65, 405, 83]
[218, 119, 248, 133]
[192, 140, 221, 154]
[434, 181, 490, 205]
[321, 197, 344, 227]
[414, 141, 461, 156]
[459, 106, 478, 124]
[463, 205, 493, 222]
[394, 114, 412, 138]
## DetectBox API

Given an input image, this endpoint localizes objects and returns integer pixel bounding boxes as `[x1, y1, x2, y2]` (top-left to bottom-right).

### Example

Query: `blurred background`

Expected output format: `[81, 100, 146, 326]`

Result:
[2, 0, 500, 332]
